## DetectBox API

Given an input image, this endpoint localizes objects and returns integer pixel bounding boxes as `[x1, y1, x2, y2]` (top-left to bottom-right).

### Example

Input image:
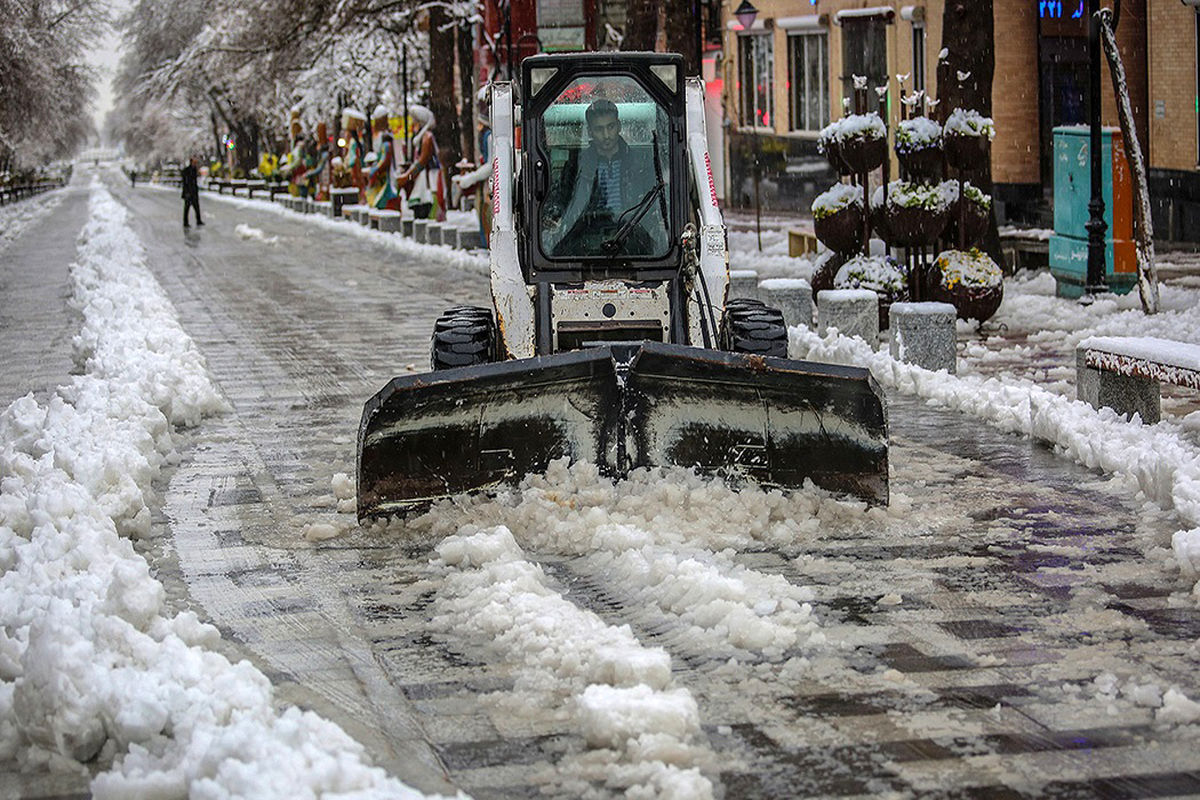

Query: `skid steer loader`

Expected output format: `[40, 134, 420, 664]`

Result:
[357, 52, 888, 519]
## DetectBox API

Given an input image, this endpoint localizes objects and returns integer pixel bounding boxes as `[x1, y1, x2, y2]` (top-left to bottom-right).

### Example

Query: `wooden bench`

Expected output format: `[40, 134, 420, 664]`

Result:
[788, 228, 819, 257]
[999, 229, 1050, 275]
[1076, 336, 1200, 423]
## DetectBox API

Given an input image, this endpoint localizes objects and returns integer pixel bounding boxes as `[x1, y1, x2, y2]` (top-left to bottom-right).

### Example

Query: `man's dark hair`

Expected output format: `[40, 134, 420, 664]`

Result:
[585, 99, 619, 126]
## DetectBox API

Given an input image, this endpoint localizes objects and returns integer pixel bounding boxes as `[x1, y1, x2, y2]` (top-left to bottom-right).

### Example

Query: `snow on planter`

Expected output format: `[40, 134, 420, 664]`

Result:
[943, 108, 996, 142]
[930, 248, 1004, 322]
[941, 181, 993, 247]
[812, 183, 865, 254]
[944, 109, 995, 170]
[819, 113, 888, 173]
[894, 117, 944, 179]
[894, 117, 942, 154]
[870, 180, 953, 247]
[835, 254, 908, 329]
[0, 181, 444, 799]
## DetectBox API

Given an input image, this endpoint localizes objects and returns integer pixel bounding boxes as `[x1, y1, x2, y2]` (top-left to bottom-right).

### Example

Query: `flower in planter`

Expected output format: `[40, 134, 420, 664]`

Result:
[834, 254, 907, 295]
[826, 113, 887, 145]
[934, 248, 1002, 290]
[872, 180, 955, 213]
[812, 182, 863, 220]
[895, 117, 942, 155]
[813, 182, 867, 253]
[944, 109, 996, 141]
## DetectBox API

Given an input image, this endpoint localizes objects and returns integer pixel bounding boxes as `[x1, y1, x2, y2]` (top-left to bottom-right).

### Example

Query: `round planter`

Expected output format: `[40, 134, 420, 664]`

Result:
[839, 134, 888, 174]
[944, 194, 991, 249]
[929, 281, 1004, 322]
[814, 201, 866, 254]
[883, 203, 950, 247]
[944, 132, 991, 172]
[897, 145, 944, 181]
[810, 251, 847, 304]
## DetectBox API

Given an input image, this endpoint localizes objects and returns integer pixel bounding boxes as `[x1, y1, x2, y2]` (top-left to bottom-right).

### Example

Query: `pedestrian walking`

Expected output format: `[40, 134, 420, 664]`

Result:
[182, 156, 204, 227]
[130, 168, 137, 188]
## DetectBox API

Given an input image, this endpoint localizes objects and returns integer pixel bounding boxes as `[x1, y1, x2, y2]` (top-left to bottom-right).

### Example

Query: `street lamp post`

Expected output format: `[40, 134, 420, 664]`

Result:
[1084, 0, 1108, 299]
[734, 0, 762, 250]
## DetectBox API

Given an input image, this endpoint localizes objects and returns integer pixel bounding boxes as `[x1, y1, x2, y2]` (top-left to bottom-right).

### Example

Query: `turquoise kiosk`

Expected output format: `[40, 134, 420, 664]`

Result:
[1049, 125, 1136, 298]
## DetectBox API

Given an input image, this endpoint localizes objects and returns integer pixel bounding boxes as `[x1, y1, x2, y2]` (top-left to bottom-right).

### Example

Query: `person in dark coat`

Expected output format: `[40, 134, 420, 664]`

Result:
[182, 156, 203, 227]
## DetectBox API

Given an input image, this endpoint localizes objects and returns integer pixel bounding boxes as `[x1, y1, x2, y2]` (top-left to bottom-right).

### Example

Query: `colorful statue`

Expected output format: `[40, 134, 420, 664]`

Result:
[396, 104, 446, 221]
[341, 108, 367, 202]
[365, 105, 400, 210]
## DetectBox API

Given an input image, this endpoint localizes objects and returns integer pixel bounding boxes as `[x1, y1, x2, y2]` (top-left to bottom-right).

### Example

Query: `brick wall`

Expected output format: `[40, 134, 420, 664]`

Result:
[1148, 0, 1198, 171]
[992, 0, 1041, 185]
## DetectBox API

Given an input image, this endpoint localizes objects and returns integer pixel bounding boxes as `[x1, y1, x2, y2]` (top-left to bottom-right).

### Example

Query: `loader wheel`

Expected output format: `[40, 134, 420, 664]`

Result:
[720, 298, 788, 359]
[431, 305, 496, 370]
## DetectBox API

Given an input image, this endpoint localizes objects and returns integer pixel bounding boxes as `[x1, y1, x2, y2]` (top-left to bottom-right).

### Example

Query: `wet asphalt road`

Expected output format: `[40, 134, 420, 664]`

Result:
[3, 170, 1200, 798]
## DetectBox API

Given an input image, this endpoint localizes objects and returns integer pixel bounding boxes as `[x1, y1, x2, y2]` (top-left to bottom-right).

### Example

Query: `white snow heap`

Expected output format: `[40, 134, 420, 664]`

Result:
[834, 255, 907, 294]
[894, 116, 942, 154]
[0, 181, 450, 800]
[934, 249, 1003, 289]
[944, 108, 996, 142]
[812, 182, 863, 221]
[431, 523, 714, 798]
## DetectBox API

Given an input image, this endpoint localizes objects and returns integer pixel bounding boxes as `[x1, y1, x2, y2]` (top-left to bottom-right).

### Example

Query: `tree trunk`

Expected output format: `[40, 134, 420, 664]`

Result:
[429, 4, 463, 171]
[623, 0, 658, 51]
[938, 0, 1004, 267]
[458, 21, 476, 163]
[662, 0, 699, 75]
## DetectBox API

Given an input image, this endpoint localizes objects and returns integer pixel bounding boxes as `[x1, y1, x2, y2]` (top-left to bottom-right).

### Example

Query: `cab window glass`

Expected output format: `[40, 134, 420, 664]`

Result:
[539, 75, 672, 260]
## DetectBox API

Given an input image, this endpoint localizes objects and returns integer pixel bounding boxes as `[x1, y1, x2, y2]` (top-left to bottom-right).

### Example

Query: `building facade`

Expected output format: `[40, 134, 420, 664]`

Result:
[719, 0, 1198, 241]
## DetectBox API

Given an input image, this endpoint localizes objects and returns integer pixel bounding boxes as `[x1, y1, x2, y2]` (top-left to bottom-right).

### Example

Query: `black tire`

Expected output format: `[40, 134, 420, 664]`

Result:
[431, 305, 496, 370]
[719, 298, 788, 359]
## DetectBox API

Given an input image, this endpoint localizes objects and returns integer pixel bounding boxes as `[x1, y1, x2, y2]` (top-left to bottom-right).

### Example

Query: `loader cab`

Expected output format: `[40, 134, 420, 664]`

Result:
[520, 53, 687, 282]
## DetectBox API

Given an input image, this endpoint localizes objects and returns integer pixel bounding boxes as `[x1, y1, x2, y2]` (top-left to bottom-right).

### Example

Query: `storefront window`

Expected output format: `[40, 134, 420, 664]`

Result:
[739, 33, 774, 128]
[788, 32, 829, 132]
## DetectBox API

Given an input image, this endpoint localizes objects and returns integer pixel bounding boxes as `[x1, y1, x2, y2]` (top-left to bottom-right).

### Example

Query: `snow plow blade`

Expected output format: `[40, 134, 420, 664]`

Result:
[357, 343, 887, 519]
[357, 349, 620, 519]
[624, 342, 888, 504]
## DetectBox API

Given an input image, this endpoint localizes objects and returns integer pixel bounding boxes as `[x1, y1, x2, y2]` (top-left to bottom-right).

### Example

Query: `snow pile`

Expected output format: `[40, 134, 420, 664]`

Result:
[431, 525, 712, 798]
[0, 188, 65, 252]
[416, 459, 877, 658]
[234, 223, 279, 245]
[201, 190, 489, 276]
[0, 182, 448, 799]
[1091, 672, 1200, 725]
[789, 323, 1200, 596]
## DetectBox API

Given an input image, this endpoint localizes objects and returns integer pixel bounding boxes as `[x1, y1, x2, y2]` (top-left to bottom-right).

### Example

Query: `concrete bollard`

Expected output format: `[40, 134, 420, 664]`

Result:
[427, 223, 444, 246]
[331, 188, 358, 218]
[728, 269, 760, 302]
[817, 289, 879, 344]
[457, 227, 481, 250]
[413, 219, 429, 244]
[759, 278, 813, 329]
[889, 302, 957, 373]
[376, 209, 402, 233]
[402, 218, 415, 237]
[314, 200, 333, 218]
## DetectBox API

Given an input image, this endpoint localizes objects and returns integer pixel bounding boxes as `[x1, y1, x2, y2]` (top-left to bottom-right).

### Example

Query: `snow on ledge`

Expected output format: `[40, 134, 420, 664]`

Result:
[1079, 336, 1200, 375]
